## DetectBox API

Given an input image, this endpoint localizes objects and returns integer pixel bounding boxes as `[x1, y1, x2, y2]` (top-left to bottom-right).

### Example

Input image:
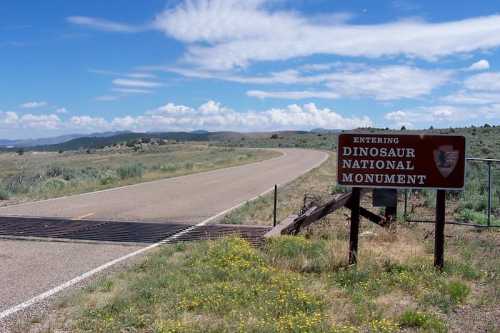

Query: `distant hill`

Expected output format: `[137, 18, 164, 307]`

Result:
[310, 128, 342, 134]
[0, 131, 132, 148]
[0, 134, 84, 148]
[2, 130, 318, 152]
[25, 131, 212, 151]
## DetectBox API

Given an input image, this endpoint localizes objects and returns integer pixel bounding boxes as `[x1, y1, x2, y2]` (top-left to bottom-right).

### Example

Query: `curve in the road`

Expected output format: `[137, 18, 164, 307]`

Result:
[0, 148, 328, 325]
[0, 148, 328, 223]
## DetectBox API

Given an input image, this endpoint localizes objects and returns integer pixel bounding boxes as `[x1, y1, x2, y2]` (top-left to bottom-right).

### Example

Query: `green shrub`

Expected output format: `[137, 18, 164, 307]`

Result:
[265, 236, 329, 273]
[40, 179, 66, 193]
[116, 163, 144, 180]
[445, 260, 480, 280]
[99, 170, 118, 185]
[369, 319, 400, 333]
[399, 310, 446, 332]
[270, 236, 325, 257]
[422, 280, 470, 312]
[159, 163, 178, 173]
[45, 165, 64, 178]
[446, 280, 470, 304]
[334, 268, 370, 290]
[0, 188, 10, 200]
[80, 167, 100, 179]
[458, 208, 488, 225]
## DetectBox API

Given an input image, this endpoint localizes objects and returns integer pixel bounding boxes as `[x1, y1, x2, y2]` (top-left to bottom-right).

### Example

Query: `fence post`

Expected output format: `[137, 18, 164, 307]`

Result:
[487, 161, 492, 227]
[273, 184, 278, 227]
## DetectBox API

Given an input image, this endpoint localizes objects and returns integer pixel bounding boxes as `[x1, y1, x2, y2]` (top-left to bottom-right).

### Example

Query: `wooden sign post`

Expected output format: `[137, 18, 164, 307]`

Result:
[338, 133, 466, 268]
[348, 188, 361, 265]
[434, 190, 446, 269]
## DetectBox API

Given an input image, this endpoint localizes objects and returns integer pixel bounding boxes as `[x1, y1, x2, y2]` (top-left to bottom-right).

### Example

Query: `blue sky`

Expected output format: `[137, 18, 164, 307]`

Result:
[1, 0, 500, 139]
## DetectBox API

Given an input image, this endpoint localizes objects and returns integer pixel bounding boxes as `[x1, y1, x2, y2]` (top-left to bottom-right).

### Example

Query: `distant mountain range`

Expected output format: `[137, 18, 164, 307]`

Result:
[309, 128, 343, 134]
[0, 128, 343, 151]
[0, 131, 132, 148]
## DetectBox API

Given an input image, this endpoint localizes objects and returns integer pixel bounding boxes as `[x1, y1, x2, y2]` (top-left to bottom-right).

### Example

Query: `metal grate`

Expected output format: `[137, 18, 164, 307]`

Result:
[0, 216, 271, 245]
[174, 224, 272, 246]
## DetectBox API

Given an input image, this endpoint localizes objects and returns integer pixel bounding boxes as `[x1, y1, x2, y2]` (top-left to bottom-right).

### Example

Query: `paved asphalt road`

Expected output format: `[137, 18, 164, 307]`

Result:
[0, 148, 328, 323]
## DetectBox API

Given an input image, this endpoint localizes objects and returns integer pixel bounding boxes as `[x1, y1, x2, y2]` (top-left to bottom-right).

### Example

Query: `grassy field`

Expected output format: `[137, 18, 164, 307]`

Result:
[0, 143, 279, 205]
[18, 128, 499, 332]
[52, 233, 498, 332]
[20, 204, 499, 332]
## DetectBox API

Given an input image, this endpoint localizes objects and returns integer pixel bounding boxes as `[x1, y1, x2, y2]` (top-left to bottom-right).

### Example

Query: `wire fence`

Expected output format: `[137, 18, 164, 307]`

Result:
[403, 157, 500, 228]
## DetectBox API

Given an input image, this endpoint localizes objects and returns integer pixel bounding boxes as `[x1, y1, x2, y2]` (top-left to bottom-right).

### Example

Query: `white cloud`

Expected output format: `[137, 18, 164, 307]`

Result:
[90, 69, 156, 79]
[71, 2, 500, 70]
[324, 66, 450, 100]
[20, 101, 48, 109]
[112, 88, 153, 94]
[67, 16, 144, 33]
[20, 114, 61, 129]
[385, 107, 459, 128]
[163, 67, 307, 84]
[247, 90, 339, 100]
[442, 70, 500, 107]
[1, 112, 62, 129]
[0, 111, 19, 126]
[2, 100, 373, 136]
[198, 100, 231, 115]
[385, 110, 413, 128]
[167, 65, 450, 100]
[111, 116, 139, 129]
[55, 107, 68, 114]
[441, 91, 500, 105]
[152, 1, 500, 70]
[148, 103, 193, 115]
[137, 101, 372, 131]
[70, 116, 109, 129]
[468, 59, 490, 71]
[464, 72, 500, 92]
[385, 104, 500, 128]
[95, 95, 119, 102]
[126, 72, 157, 79]
[112, 78, 163, 88]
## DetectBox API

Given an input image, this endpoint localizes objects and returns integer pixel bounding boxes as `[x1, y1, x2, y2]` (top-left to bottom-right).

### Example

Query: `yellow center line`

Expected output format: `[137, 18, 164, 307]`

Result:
[72, 212, 95, 220]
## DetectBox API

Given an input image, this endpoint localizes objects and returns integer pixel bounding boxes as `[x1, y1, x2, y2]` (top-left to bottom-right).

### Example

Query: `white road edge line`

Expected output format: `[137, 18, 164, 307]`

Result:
[0, 150, 329, 321]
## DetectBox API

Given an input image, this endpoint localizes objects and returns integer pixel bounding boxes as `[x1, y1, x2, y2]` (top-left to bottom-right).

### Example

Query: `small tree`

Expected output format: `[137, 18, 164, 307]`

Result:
[16, 148, 24, 156]
[400, 126, 407, 131]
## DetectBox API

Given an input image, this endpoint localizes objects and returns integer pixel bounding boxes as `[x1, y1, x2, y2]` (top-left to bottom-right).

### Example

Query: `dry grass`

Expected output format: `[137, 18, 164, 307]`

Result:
[12, 148, 500, 333]
[0, 144, 279, 205]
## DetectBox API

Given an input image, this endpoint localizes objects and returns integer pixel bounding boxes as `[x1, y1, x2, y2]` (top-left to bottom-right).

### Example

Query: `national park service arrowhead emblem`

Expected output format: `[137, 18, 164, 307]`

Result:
[433, 145, 459, 178]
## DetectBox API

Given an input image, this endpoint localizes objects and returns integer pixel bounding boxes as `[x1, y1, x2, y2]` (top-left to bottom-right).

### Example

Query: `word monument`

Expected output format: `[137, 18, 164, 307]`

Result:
[337, 132, 466, 269]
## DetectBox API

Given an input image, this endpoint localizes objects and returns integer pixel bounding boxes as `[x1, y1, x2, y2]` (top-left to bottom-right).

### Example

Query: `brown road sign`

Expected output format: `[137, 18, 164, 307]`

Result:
[337, 133, 466, 189]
